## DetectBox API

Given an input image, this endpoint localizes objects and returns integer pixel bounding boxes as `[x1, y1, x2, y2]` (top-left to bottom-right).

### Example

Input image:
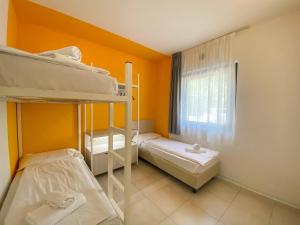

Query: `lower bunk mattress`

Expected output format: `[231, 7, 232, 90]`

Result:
[0, 149, 122, 225]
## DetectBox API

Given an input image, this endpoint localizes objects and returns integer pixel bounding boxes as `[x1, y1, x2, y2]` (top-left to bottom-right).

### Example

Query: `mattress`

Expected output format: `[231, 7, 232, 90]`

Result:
[0, 46, 118, 95]
[0, 155, 122, 225]
[140, 138, 219, 174]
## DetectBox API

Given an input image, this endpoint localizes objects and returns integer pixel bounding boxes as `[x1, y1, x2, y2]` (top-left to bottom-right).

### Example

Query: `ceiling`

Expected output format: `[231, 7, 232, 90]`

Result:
[30, 0, 300, 55]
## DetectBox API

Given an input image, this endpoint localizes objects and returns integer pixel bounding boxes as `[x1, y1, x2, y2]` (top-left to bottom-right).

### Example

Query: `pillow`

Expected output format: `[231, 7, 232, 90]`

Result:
[132, 132, 161, 145]
[18, 148, 82, 171]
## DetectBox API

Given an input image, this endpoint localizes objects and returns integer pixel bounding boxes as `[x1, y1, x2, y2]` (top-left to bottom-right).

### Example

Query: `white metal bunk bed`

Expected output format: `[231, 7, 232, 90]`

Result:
[0, 48, 134, 224]
[86, 74, 140, 175]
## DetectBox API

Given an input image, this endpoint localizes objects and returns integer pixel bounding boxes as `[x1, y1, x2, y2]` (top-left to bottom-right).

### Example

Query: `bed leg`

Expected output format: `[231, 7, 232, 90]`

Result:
[192, 188, 198, 193]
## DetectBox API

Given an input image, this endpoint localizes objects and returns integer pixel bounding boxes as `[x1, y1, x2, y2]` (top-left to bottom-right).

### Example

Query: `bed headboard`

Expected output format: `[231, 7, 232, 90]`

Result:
[132, 120, 154, 134]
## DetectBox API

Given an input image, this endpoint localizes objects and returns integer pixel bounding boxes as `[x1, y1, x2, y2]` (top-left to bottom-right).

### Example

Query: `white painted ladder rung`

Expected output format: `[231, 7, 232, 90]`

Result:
[109, 150, 125, 165]
[110, 174, 124, 192]
[111, 126, 125, 135]
[110, 197, 124, 221]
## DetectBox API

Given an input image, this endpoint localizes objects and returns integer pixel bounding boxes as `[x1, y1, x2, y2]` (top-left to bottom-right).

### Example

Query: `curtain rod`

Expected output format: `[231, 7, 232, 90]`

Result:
[182, 26, 250, 53]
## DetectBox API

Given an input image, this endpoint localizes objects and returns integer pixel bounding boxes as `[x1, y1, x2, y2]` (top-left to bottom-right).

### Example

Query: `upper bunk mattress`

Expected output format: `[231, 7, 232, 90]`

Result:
[0, 46, 118, 95]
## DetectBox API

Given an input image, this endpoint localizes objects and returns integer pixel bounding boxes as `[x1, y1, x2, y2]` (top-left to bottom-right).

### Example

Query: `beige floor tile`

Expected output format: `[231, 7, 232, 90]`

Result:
[203, 178, 240, 203]
[96, 173, 108, 192]
[118, 191, 145, 211]
[216, 222, 225, 225]
[96, 172, 139, 202]
[270, 203, 300, 225]
[133, 171, 168, 190]
[170, 201, 218, 225]
[113, 183, 139, 202]
[130, 197, 167, 225]
[96, 161, 300, 225]
[142, 177, 171, 196]
[167, 177, 195, 199]
[159, 218, 178, 225]
[191, 189, 230, 219]
[147, 183, 191, 215]
[131, 164, 153, 182]
[220, 190, 274, 225]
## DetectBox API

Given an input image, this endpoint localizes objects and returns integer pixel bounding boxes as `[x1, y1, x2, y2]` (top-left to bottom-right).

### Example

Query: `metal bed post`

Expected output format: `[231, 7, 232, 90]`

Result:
[136, 73, 140, 165]
[106, 62, 132, 224]
[90, 104, 94, 174]
[17, 103, 23, 158]
[83, 104, 87, 160]
[77, 104, 81, 153]
[124, 62, 132, 225]
[108, 102, 114, 199]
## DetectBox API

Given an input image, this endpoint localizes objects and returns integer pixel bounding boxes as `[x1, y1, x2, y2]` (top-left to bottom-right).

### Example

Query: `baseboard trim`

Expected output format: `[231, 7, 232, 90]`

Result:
[217, 175, 300, 210]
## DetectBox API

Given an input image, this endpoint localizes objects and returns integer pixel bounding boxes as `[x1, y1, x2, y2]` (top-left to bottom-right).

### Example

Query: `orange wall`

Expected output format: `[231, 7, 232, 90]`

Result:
[6, 0, 172, 157]
[16, 21, 160, 154]
[154, 58, 172, 137]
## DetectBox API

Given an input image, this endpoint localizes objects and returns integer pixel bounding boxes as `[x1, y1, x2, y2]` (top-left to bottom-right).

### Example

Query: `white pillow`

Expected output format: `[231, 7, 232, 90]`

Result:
[132, 132, 161, 145]
[18, 148, 82, 171]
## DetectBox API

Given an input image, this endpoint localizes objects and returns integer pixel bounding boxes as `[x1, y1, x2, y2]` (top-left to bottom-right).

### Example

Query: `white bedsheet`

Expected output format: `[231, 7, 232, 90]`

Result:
[140, 138, 219, 174]
[4, 157, 122, 225]
[0, 46, 118, 95]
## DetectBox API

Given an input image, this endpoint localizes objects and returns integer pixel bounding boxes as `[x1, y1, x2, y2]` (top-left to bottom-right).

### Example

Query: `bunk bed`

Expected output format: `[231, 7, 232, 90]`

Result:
[85, 74, 140, 176]
[0, 46, 133, 225]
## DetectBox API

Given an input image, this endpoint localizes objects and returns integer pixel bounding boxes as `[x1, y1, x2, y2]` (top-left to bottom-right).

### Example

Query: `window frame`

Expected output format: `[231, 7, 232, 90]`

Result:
[181, 62, 238, 128]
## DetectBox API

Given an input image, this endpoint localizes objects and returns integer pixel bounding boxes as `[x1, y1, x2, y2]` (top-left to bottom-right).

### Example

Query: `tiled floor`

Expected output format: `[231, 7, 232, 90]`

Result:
[96, 159, 300, 225]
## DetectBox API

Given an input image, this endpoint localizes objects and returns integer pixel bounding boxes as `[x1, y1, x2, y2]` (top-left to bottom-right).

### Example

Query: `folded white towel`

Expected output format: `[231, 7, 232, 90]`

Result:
[38, 52, 110, 75]
[185, 147, 206, 154]
[26, 192, 86, 225]
[38, 46, 82, 61]
[192, 144, 201, 151]
[43, 191, 75, 209]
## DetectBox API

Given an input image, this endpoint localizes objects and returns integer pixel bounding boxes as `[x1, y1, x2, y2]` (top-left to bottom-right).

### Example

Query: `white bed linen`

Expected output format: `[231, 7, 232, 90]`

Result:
[0, 46, 118, 95]
[140, 138, 219, 174]
[4, 157, 122, 225]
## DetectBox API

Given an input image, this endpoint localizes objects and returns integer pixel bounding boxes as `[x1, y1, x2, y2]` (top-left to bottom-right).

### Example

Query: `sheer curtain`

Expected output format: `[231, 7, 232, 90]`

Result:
[180, 34, 236, 146]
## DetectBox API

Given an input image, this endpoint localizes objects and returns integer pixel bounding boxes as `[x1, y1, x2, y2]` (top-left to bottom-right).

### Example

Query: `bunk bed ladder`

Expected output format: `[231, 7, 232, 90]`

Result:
[107, 62, 132, 225]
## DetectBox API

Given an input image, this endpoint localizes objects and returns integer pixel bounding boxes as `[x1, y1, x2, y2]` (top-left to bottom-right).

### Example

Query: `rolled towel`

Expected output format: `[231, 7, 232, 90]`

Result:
[192, 144, 201, 151]
[43, 191, 75, 209]
[185, 147, 206, 154]
[38, 52, 110, 75]
[26, 192, 86, 225]
[38, 46, 82, 61]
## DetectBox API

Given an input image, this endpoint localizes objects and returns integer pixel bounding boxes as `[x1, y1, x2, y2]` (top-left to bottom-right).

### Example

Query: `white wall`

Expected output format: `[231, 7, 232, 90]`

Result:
[0, 0, 10, 205]
[219, 10, 300, 208]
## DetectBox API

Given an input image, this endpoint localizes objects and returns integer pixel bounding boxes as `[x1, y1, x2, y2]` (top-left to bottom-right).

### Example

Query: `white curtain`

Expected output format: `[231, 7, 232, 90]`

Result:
[180, 34, 236, 146]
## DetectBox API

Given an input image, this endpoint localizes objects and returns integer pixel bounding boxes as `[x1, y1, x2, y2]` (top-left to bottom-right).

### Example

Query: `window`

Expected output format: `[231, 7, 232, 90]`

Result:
[183, 65, 232, 125]
[180, 35, 236, 145]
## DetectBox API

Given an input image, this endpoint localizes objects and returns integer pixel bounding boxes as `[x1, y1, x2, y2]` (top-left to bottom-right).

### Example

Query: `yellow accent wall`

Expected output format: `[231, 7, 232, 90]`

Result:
[155, 58, 171, 137]
[16, 22, 161, 154]
[13, 0, 165, 61]
[5, 0, 171, 159]
[6, 0, 170, 155]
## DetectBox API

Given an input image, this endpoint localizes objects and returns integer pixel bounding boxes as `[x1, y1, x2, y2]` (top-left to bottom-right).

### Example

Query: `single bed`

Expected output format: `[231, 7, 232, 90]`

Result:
[0, 149, 122, 225]
[0, 46, 118, 96]
[134, 121, 220, 191]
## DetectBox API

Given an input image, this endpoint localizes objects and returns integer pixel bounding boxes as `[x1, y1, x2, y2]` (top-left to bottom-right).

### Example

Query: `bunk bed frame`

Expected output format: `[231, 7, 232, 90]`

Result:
[86, 73, 140, 174]
[0, 62, 133, 225]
